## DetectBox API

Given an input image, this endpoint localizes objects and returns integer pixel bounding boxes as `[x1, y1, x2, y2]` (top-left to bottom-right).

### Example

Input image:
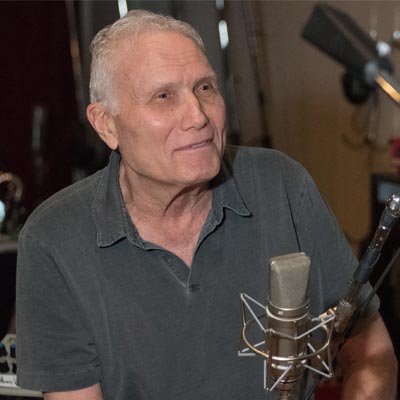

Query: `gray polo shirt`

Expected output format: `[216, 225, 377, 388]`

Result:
[16, 145, 378, 399]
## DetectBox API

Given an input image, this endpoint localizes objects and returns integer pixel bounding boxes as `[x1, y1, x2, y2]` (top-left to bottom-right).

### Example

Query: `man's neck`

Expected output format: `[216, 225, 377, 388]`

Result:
[118, 162, 213, 267]
[119, 163, 212, 219]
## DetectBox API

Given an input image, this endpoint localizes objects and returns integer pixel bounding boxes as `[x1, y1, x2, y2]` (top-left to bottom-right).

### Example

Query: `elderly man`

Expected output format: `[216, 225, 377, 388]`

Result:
[16, 9, 397, 400]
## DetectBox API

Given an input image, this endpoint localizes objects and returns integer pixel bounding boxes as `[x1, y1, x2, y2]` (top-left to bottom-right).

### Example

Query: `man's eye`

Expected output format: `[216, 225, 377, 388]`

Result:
[158, 92, 168, 99]
[197, 83, 217, 96]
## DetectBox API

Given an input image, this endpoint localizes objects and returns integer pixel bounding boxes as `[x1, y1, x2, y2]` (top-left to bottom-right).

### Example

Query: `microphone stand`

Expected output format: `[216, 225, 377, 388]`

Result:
[364, 61, 400, 107]
[333, 192, 400, 337]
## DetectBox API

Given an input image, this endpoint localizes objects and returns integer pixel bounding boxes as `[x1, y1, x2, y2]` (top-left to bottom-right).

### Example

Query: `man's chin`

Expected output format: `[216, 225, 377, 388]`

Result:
[176, 166, 221, 188]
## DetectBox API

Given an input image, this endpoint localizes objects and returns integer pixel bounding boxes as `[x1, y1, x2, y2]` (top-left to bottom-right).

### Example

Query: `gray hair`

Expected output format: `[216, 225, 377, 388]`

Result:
[89, 9, 206, 112]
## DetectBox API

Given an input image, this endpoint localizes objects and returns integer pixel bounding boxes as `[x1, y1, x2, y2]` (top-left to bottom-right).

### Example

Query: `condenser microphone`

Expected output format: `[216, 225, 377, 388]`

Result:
[239, 252, 334, 397]
[266, 252, 311, 399]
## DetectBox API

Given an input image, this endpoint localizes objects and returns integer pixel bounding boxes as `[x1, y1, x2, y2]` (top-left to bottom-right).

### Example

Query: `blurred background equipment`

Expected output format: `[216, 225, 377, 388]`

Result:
[0, 172, 24, 238]
[302, 3, 400, 107]
[0, 171, 22, 344]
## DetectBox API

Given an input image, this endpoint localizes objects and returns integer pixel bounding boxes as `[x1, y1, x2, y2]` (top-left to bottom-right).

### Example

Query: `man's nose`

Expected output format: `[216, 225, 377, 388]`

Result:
[181, 93, 208, 130]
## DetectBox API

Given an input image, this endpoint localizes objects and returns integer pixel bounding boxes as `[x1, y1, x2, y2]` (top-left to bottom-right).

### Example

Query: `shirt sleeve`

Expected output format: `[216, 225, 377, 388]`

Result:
[284, 159, 380, 326]
[16, 230, 101, 392]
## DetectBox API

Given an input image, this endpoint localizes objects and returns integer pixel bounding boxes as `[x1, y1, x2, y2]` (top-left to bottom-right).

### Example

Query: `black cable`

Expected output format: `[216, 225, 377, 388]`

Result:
[305, 377, 321, 400]
[345, 246, 400, 339]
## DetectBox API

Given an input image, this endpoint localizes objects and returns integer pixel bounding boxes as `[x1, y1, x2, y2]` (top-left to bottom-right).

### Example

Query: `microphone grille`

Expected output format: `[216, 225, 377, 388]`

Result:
[269, 252, 310, 309]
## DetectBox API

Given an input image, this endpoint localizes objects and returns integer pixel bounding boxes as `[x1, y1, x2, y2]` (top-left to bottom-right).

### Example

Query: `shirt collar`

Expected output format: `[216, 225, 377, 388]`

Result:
[92, 151, 127, 247]
[211, 158, 251, 222]
[92, 150, 251, 248]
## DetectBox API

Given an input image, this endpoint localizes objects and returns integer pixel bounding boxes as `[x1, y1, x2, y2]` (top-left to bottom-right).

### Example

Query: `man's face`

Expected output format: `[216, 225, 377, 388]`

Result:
[109, 31, 226, 191]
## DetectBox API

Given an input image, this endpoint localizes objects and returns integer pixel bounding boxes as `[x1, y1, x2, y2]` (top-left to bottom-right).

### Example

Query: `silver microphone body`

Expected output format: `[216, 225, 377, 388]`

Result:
[267, 253, 311, 398]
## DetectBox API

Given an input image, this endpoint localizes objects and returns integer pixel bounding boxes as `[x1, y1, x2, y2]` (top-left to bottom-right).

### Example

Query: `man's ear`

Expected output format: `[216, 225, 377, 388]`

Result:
[86, 103, 119, 150]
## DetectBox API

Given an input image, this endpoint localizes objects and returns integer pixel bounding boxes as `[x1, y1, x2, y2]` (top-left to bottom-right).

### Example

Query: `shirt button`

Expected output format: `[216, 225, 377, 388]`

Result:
[189, 283, 201, 292]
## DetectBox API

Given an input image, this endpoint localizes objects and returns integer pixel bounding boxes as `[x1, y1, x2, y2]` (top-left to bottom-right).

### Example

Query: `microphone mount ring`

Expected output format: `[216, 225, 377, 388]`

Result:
[239, 293, 335, 394]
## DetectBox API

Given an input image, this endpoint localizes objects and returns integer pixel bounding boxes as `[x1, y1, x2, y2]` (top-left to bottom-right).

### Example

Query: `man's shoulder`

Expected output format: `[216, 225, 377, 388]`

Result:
[224, 145, 306, 179]
[21, 170, 103, 235]
[221, 145, 313, 210]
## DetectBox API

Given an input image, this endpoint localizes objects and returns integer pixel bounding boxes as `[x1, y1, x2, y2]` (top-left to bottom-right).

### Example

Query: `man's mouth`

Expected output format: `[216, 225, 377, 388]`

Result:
[177, 139, 212, 151]
[190, 140, 210, 148]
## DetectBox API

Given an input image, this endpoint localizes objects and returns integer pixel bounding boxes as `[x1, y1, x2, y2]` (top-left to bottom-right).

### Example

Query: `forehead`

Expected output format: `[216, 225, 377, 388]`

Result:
[115, 31, 215, 87]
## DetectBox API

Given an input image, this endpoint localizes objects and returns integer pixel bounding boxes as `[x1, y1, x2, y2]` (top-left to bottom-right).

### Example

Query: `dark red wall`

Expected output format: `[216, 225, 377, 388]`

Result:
[1, 1, 78, 213]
